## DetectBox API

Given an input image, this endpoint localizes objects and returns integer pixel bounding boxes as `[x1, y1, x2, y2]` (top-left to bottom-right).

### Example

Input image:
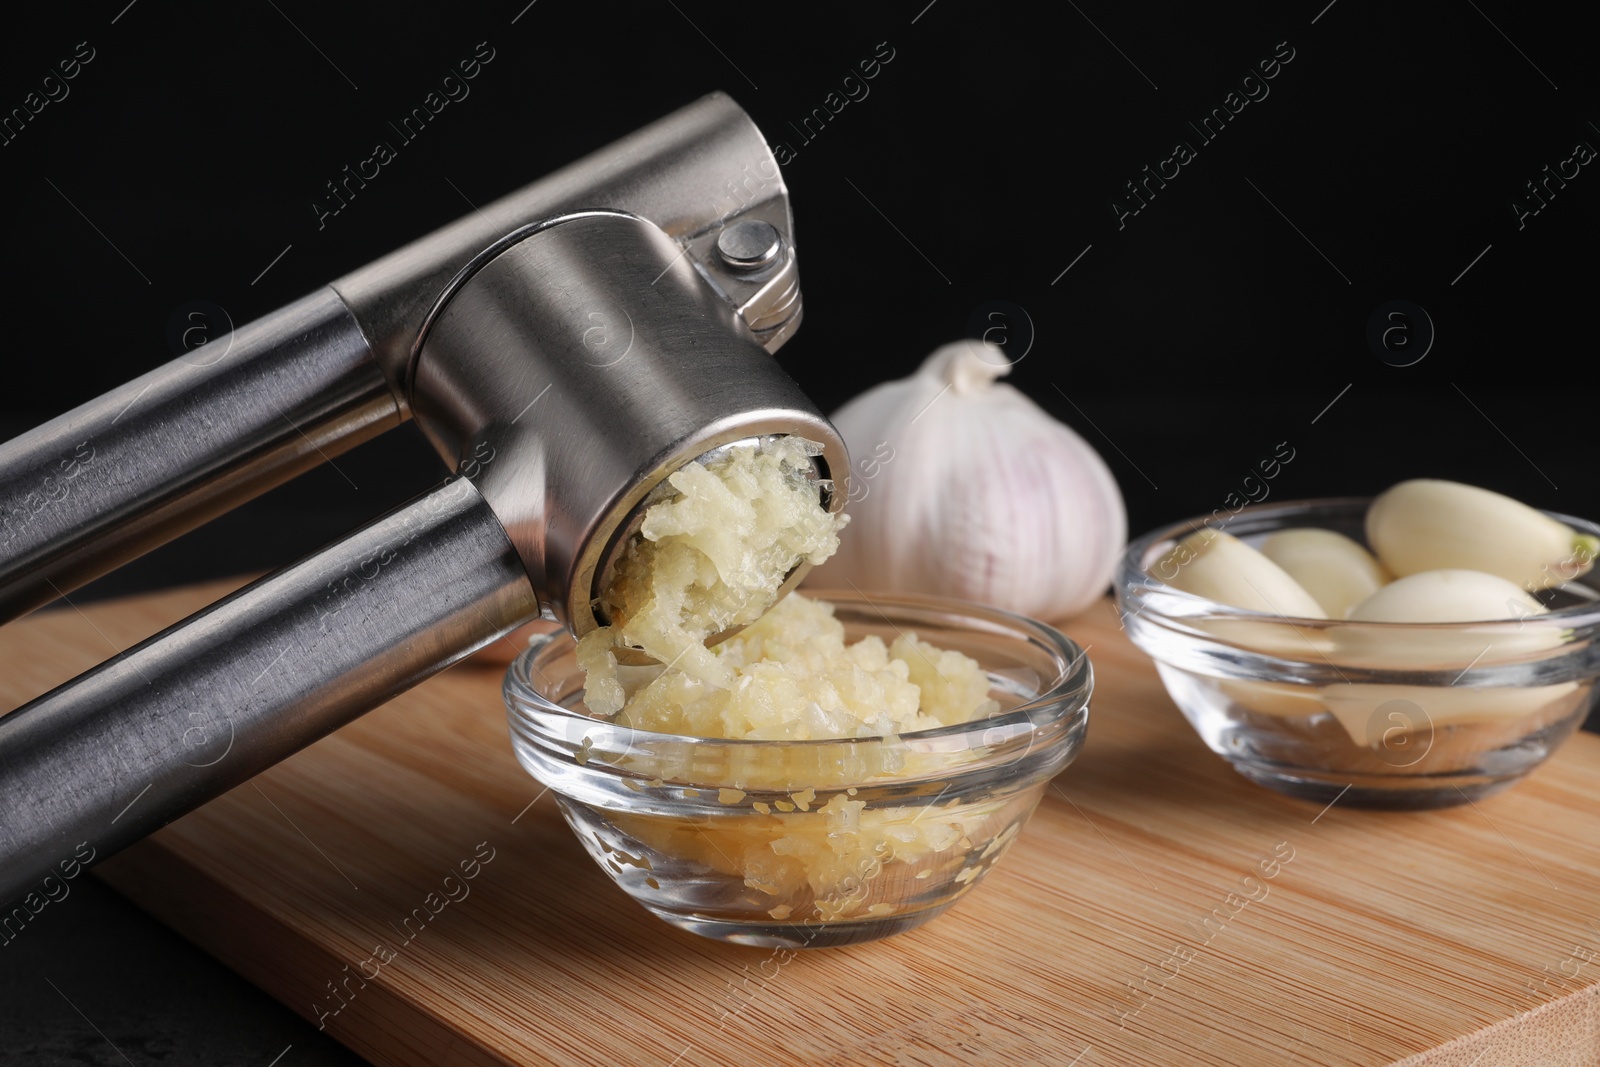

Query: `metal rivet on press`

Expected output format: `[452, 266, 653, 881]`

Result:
[715, 220, 783, 272]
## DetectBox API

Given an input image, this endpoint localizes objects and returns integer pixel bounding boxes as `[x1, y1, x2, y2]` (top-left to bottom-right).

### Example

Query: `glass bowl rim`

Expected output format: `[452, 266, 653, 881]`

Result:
[503, 587, 1093, 751]
[1119, 495, 1600, 632]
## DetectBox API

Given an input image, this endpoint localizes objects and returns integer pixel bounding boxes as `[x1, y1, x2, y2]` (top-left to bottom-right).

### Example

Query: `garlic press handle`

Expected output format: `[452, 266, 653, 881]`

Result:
[0, 288, 396, 624]
[0, 476, 535, 905]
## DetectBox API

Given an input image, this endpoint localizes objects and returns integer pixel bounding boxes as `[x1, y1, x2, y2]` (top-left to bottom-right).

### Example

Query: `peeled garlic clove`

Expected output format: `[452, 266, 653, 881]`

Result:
[1367, 479, 1599, 590]
[1320, 681, 1580, 746]
[814, 340, 1126, 621]
[1348, 568, 1545, 623]
[1260, 528, 1391, 619]
[1154, 530, 1328, 657]
[1332, 568, 1558, 668]
[1155, 530, 1327, 618]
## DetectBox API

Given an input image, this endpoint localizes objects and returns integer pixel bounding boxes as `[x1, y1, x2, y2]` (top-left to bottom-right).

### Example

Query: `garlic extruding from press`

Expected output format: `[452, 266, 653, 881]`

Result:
[577, 437, 847, 715]
[815, 340, 1126, 621]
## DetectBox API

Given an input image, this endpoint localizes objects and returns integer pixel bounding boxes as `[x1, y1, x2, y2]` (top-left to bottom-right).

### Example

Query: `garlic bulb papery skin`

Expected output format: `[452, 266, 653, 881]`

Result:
[1260, 528, 1391, 619]
[1367, 479, 1600, 590]
[813, 341, 1126, 621]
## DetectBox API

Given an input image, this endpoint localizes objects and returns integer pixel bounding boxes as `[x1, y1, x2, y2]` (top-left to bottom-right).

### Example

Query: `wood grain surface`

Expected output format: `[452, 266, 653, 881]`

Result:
[5, 579, 1599, 1066]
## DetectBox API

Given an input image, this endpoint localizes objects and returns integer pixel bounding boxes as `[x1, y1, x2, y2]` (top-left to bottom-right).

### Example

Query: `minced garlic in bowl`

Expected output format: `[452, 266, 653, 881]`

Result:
[504, 590, 1090, 948]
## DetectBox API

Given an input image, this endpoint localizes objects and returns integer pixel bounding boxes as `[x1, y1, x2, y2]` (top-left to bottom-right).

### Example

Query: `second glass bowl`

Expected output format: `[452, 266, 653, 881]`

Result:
[1118, 498, 1600, 809]
[504, 590, 1090, 948]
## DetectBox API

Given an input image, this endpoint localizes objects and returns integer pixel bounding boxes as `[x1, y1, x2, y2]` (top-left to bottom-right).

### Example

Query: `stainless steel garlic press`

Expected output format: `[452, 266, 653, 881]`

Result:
[0, 93, 847, 904]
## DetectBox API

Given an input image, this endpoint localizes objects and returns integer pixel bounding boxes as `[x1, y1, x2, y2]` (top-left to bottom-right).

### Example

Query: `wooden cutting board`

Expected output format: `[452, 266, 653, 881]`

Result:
[5, 578, 1599, 1066]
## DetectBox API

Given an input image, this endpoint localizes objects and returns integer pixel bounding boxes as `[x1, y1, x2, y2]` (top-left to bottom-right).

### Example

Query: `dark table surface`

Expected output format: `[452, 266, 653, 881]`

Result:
[0, 877, 363, 1067]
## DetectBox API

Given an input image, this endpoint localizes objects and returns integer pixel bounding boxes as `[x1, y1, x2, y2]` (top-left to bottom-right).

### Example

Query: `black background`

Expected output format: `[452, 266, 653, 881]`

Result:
[1, 1, 1595, 1063]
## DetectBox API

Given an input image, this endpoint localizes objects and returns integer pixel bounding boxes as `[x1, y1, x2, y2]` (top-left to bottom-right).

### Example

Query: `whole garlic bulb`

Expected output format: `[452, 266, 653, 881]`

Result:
[813, 340, 1126, 620]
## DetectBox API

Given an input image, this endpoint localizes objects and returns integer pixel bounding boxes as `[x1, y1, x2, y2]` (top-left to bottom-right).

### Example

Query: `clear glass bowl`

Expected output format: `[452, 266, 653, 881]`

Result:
[1118, 498, 1600, 809]
[503, 590, 1091, 948]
